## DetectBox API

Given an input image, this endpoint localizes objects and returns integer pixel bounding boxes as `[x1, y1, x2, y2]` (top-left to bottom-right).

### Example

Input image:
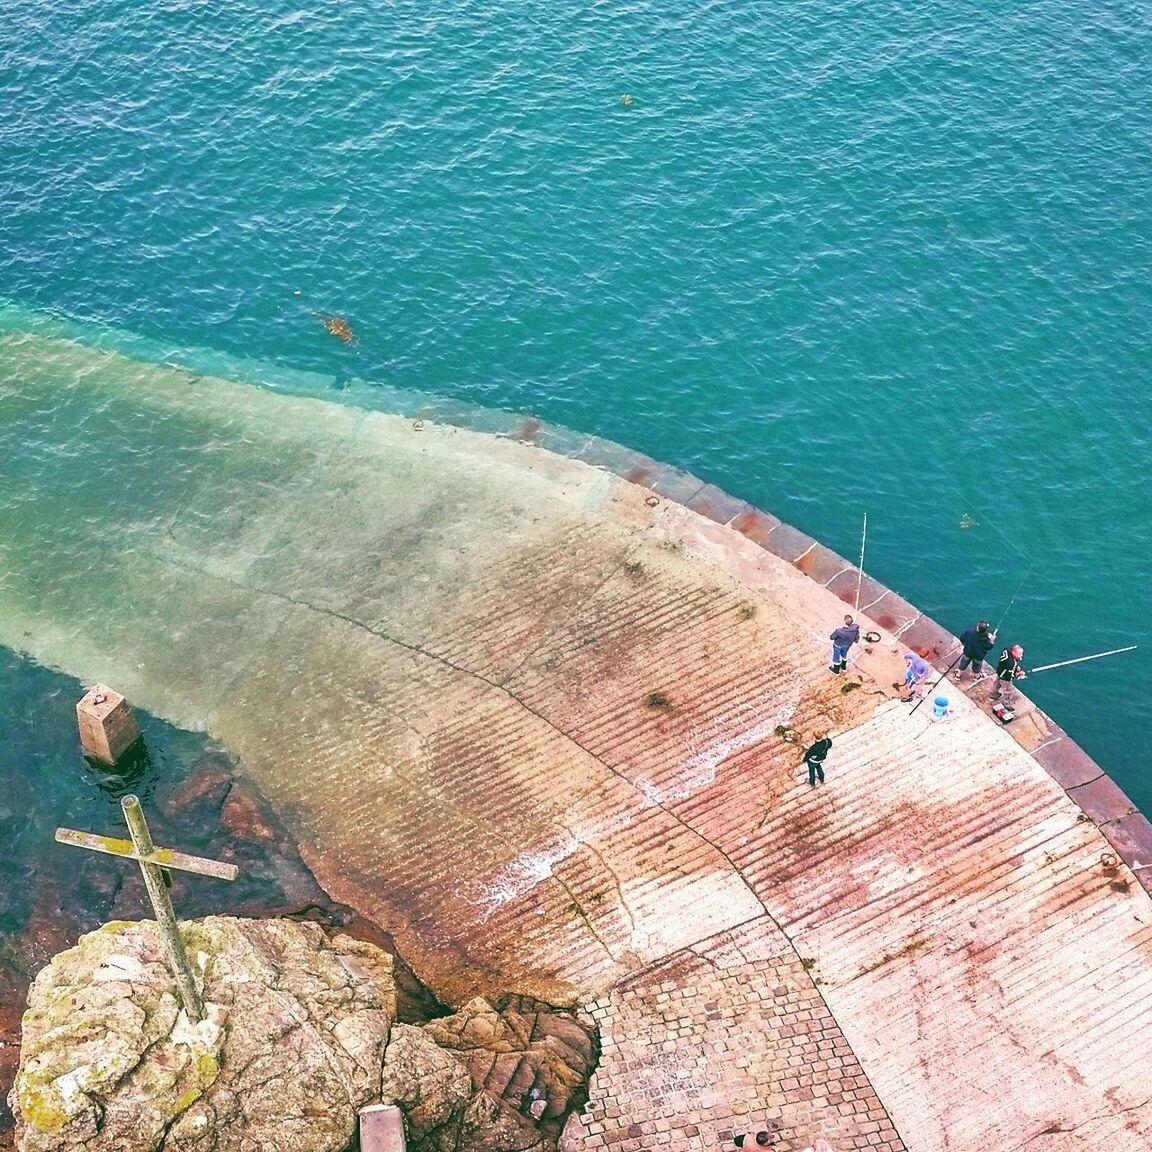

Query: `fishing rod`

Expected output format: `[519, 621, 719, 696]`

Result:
[853, 512, 868, 616]
[911, 643, 1138, 717]
[1028, 645, 1137, 675]
[908, 653, 963, 716]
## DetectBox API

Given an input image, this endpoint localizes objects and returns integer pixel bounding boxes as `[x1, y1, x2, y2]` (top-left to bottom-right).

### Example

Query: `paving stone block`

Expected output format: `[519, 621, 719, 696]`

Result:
[760, 522, 815, 563]
[686, 484, 751, 527]
[825, 568, 887, 612]
[859, 590, 921, 635]
[731, 507, 784, 548]
[536, 424, 595, 457]
[1097, 813, 1152, 893]
[898, 616, 961, 663]
[578, 437, 656, 477]
[620, 462, 706, 505]
[793, 543, 852, 586]
[1032, 735, 1104, 790]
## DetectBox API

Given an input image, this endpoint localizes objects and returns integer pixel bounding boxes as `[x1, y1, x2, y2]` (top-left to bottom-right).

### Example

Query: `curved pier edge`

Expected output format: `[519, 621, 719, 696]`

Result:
[427, 402, 1152, 897]
[2, 300, 1147, 889]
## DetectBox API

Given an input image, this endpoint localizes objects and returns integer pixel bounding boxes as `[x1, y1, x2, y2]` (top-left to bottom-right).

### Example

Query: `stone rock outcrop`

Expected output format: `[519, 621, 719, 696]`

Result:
[10, 917, 395, 1152]
[10, 919, 599, 1152]
[383, 996, 598, 1152]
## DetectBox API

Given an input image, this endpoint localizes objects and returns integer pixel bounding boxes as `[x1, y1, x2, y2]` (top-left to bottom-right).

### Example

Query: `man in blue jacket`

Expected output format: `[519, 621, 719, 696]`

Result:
[829, 614, 860, 674]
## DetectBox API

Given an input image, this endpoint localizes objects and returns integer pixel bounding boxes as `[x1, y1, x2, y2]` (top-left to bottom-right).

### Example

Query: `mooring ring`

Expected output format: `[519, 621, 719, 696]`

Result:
[645, 495, 660, 507]
[864, 630, 881, 644]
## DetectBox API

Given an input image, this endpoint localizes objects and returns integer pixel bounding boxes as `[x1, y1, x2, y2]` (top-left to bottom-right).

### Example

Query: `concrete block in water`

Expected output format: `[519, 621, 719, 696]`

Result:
[76, 684, 140, 764]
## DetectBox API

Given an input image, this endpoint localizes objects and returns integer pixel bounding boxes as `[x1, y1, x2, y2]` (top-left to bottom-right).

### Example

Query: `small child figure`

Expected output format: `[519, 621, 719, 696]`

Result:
[898, 651, 931, 702]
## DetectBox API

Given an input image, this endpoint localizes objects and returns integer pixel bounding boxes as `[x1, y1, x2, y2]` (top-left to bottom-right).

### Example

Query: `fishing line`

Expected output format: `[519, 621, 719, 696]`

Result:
[962, 502, 1031, 563]
[992, 560, 1035, 637]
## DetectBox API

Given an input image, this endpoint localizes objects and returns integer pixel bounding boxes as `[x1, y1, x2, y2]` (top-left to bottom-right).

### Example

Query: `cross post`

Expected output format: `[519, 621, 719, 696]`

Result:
[55, 793, 238, 1022]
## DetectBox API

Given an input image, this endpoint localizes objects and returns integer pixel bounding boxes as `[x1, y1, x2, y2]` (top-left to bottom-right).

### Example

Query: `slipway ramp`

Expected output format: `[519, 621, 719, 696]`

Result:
[1, 322, 1150, 1151]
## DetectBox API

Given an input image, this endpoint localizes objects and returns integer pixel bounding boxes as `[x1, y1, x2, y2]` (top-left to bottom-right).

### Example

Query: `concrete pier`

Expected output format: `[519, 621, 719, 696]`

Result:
[1, 330, 1151, 1151]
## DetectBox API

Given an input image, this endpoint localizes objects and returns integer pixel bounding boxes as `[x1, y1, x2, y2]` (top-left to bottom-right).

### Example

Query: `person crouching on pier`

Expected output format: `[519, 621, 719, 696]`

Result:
[829, 614, 860, 674]
[898, 651, 931, 702]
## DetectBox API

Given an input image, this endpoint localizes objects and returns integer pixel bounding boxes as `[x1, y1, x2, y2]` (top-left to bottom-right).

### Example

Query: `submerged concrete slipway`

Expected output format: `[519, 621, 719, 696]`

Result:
[2, 321, 1152, 1152]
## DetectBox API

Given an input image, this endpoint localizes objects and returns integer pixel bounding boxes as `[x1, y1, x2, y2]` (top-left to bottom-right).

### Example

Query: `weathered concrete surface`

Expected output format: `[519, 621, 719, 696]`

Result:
[2, 328, 1152, 1151]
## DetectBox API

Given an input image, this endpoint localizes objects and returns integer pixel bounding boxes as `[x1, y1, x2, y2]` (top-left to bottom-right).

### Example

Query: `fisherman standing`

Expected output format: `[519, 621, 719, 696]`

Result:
[829, 614, 860, 675]
[803, 731, 832, 786]
[954, 620, 996, 682]
[989, 644, 1026, 708]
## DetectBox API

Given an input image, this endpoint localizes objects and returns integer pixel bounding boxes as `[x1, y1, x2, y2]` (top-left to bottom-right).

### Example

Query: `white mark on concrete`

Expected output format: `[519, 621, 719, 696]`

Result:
[893, 615, 921, 639]
[636, 691, 801, 805]
[475, 832, 583, 914]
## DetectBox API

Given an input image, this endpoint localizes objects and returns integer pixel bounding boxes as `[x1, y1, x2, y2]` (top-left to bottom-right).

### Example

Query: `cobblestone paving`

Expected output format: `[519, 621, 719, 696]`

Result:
[562, 918, 906, 1152]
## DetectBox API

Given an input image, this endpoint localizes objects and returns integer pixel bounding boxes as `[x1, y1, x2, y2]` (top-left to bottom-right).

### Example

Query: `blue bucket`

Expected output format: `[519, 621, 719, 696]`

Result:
[932, 696, 949, 718]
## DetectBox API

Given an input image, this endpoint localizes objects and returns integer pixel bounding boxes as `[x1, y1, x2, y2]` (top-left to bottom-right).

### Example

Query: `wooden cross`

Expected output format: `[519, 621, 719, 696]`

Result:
[55, 794, 238, 1021]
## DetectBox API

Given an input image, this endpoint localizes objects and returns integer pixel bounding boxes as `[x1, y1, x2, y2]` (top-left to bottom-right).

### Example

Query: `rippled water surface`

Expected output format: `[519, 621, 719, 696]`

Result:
[1, 0, 1150, 810]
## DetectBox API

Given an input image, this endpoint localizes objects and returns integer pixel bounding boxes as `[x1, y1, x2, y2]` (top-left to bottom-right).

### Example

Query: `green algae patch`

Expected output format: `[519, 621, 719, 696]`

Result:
[14, 1078, 74, 1133]
[15, 1083, 72, 1135]
[169, 1049, 221, 1121]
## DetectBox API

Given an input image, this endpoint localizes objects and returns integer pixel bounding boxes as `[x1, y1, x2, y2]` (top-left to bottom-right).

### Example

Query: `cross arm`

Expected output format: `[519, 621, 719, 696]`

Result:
[54, 827, 239, 881]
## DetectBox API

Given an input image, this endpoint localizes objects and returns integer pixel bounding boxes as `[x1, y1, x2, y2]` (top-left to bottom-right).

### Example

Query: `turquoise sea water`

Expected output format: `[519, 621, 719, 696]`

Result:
[1, 1, 1149, 811]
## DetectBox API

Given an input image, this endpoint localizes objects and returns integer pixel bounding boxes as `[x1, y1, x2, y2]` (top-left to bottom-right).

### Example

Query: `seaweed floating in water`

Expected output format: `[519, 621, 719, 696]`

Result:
[320, 314, 357, 345]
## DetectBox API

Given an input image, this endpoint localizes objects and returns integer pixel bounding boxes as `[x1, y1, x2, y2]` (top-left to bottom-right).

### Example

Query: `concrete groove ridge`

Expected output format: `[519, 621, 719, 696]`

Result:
[755, 781, 1076, 924]
[1, 338, 1151, 1151]
[809, 823, 1122, 958]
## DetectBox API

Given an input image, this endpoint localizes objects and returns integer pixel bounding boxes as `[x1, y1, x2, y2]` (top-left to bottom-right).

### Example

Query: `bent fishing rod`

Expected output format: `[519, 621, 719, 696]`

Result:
[910, 643, 1137, 715]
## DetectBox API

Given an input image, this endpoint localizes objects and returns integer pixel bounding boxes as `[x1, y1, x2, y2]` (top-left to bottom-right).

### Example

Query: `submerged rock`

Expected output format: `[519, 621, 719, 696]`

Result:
[10, 917, 395, 1152]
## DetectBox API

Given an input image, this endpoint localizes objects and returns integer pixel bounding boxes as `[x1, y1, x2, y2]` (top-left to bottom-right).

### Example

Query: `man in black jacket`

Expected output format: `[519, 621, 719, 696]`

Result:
[989, 644, 1026, 708]
[803, 731, 832, 786]
[954, 620, 996, 682]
